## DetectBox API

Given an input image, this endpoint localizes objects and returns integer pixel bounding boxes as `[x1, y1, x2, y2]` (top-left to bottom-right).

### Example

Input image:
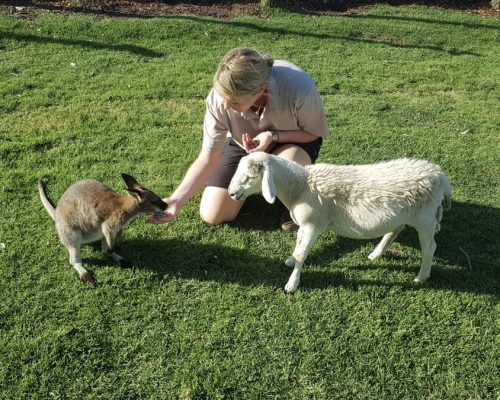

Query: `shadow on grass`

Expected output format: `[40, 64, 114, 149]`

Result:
[117, 200, 498, 297]
[2, 13, 484, 57]
[21, 1, 499, 32]
[0, 31, 164, 58]
[162, 15, 482, 56]
[348, 13, 500, 32]
[124, 237, 293, 290]
[229, 194, 282, 232]
[308, 200, 499, 296]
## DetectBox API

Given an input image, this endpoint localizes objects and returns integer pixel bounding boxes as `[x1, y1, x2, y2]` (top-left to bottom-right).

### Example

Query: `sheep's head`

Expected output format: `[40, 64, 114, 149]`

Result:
[228, 153, 276, 204]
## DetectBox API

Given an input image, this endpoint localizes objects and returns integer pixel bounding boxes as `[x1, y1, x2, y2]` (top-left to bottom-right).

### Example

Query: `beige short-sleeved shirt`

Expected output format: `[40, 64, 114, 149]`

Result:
[202, 60, 329, 153]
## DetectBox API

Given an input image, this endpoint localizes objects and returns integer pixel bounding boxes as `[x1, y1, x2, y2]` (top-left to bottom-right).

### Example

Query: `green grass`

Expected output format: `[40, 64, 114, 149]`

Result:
[1, 5, 499, 399]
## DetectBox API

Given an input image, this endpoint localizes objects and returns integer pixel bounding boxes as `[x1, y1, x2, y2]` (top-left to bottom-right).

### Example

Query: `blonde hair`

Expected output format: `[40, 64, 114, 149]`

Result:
[214, 48, 274, 99]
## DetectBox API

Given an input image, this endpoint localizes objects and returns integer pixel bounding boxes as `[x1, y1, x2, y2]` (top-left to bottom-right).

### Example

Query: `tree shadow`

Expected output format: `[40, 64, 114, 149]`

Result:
[0, 31, 164, 58]
[286, 1, 499, 28]
[348, 13, 500, 32]
[114, 200, 498, 297]
[2, 10, 485, 57]
[15, 0, 499, 31]
[163, 15, 482, 56]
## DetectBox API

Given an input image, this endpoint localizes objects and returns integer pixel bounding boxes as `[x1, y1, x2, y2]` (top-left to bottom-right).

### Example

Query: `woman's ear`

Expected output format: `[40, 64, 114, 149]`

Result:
[261, 167, 276, 204]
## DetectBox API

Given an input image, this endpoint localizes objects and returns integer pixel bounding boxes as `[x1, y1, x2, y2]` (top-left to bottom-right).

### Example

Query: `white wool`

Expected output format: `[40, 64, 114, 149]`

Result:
[308, 158, 443, 207]
[228, 153, 452, 293]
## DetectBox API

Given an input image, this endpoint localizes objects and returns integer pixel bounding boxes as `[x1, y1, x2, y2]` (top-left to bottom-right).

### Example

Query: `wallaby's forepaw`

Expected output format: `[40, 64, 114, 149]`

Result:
[80, 271, 96, 288]
[118, 258, 133, 270]
[109, 252, 133, 271]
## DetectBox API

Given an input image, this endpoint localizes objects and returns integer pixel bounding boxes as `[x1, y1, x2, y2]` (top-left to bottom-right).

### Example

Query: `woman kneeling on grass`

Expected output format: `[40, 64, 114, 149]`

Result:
[148, 47, 329, 230]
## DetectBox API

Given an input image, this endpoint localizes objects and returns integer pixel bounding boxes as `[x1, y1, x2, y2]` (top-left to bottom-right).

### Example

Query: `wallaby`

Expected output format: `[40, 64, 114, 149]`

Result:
[38, 174, 167, 287]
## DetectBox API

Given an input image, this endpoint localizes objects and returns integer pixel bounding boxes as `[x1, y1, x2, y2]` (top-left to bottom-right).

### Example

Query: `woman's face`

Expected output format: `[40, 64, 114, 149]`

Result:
[223, 86, 266, 113]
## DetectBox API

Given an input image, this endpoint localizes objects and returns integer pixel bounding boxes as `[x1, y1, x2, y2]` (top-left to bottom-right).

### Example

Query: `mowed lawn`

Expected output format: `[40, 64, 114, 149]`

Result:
[0, 4, 499, 399]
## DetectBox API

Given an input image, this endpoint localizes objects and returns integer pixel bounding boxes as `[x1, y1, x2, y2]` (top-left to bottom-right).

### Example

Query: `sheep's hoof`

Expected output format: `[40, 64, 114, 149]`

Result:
[368, 251, 382, 261]
[285, 256, 295, 269]
[413, 276, 430, 284]
[284, 281, 299, 294]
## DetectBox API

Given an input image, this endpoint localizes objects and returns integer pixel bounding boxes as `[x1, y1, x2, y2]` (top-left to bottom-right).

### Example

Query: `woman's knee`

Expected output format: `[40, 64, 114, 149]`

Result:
[200, 187, 242, 225]
[200, 206, 234, 225]
[272, 144, 312, 166]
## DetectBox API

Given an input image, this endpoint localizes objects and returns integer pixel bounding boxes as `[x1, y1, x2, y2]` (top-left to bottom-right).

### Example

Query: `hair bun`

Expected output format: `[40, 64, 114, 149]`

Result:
[214, 48, 274, 98]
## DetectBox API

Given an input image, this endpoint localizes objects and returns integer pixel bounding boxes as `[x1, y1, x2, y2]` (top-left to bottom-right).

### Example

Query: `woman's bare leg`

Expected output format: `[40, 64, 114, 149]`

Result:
[200, 186, 245, 225]
[200, 144, 311, 226]
[272, 144, 311, 166]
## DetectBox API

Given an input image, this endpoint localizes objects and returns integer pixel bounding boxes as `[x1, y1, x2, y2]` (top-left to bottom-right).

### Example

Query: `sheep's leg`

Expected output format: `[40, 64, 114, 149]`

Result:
[414, 229, 436, 283]
[285, 227, 303, 268]
[101, 227, 132, 269]
[368, 225, 405, 260]
[284, 225, 320, 294]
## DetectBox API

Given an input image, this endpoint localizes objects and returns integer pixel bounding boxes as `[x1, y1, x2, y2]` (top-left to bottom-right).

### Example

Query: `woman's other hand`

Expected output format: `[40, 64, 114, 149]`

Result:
[243, 131, 273, 153]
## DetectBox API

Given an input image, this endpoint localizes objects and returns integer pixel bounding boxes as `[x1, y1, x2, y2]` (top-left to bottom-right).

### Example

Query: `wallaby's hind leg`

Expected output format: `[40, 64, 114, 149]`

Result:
[66, 245, 96, 287]
[58, 227, 96, 287]
[368, 225, 405, 260]
[115, 230, 124, 247]
[101, 227, 132, 269]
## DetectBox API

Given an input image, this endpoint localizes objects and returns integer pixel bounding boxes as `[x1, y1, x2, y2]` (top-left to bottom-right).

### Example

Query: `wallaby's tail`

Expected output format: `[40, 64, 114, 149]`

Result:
[38, 180, 56, 221]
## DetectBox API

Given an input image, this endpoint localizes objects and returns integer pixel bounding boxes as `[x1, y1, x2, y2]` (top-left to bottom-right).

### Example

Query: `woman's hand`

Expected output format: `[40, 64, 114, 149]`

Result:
[146, 198, 180, 224]
[243, 131, 274, 153]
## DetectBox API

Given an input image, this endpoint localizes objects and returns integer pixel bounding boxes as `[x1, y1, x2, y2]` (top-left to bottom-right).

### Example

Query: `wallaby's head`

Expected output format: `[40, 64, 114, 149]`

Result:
[121, 173, 168, 213]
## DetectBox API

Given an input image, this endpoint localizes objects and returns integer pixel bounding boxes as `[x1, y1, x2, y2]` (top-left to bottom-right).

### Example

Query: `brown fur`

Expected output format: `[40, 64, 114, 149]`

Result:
[38, 174, 167, 287]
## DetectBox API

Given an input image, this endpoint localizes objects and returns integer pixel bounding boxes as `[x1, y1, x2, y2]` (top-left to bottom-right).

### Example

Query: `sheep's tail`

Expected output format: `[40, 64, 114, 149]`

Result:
[441, 173, 452, 210]
[38, 180, 56, 221]
[435, 173, 452, 233]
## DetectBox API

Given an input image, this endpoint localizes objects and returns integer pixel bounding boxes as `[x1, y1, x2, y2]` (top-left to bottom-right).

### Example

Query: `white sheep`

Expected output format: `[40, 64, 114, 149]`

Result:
[228, 153, 452, 293]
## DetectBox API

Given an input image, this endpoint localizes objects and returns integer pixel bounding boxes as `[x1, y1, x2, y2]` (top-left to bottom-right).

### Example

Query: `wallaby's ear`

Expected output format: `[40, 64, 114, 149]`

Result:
[261, 167, 276, 204]
[122, 173, 140, 190]
[126, 188, 143, 201]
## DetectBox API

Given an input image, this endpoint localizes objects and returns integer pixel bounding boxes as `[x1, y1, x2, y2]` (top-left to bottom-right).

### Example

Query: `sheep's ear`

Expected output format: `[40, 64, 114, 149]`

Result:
[261, 168, 276, 204]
